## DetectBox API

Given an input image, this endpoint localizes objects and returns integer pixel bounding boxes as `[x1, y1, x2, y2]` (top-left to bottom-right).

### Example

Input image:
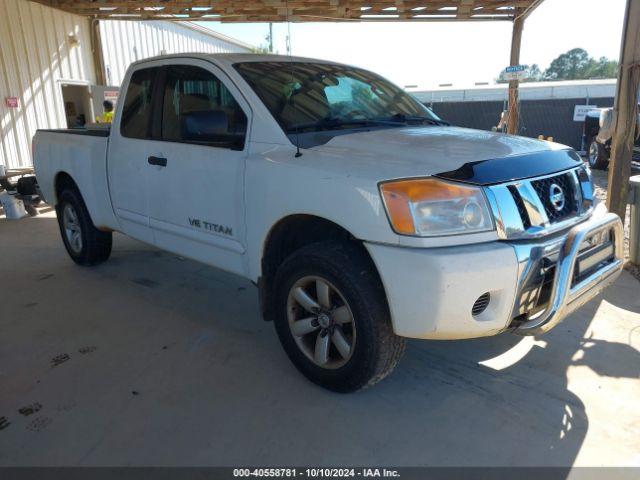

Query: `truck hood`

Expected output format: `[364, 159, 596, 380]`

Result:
[308, 126, 578, 184]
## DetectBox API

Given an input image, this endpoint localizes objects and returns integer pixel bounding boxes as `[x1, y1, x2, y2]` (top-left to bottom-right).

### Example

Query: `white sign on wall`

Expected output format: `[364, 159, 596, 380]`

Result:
[104, 90, 119, 102]
[573, 105, 599, 122]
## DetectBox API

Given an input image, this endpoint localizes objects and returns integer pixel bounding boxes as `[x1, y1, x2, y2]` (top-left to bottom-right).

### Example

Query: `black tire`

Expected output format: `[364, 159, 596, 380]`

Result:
[24, 204, 38, 217]
[56, 187, 112, 266]
[273, 241, 405, 392]
[588, 139, 610, 170]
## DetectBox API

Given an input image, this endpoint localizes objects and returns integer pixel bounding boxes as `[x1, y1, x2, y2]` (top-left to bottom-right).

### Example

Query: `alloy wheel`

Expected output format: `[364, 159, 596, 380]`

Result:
[286, 276, 356, 369]
[62, 203, 83, 254]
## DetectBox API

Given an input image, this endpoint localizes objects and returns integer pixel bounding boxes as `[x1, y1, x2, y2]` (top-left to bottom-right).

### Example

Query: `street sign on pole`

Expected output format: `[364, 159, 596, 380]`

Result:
[504, 65, 527, 81]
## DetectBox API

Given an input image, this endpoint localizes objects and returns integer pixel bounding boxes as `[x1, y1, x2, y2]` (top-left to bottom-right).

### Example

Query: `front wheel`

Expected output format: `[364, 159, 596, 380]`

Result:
[273, 241, 405, 392]
[588, 139, 609, 170]
[56, 188, 112, 266]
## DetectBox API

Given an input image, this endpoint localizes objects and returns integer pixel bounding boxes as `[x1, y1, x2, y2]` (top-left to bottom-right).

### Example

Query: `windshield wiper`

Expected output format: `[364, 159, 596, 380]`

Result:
[387, 113, 450, 126]
[287, 117, 405, 133]
[286, 114, 449, 134]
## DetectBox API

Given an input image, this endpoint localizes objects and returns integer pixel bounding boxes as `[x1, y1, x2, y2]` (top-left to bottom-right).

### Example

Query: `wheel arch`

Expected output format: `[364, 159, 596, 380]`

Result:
[54, 171, 79, 204]
[258, 214, 384, 322]
[53, 171, 113, 232]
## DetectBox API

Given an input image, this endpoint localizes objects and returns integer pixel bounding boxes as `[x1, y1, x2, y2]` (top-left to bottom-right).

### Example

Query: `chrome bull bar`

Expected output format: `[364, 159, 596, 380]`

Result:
[514, 212, 624, 336]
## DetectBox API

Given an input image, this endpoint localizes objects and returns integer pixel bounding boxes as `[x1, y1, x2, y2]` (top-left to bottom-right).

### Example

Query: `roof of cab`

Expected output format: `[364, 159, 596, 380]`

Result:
[131, 53, 342, 69]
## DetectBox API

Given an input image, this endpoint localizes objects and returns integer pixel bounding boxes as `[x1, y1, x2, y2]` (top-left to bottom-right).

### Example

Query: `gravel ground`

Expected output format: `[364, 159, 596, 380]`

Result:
[590, 167, 640, 281]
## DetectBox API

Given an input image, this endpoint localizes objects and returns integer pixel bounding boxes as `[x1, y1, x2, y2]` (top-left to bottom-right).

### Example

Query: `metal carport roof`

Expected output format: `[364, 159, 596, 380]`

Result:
[29, 1, 544, 22]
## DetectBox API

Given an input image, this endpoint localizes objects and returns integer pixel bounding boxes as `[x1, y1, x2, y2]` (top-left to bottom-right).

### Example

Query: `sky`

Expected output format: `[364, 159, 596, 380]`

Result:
[197, 0, 627, 89]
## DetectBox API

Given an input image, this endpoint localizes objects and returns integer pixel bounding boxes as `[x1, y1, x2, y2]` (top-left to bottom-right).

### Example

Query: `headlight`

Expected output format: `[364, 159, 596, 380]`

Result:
[379, 178, 494, 236]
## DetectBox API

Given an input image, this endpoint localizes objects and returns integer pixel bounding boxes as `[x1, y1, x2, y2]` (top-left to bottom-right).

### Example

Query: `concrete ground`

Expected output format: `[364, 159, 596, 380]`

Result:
[0, 210, 639, 467]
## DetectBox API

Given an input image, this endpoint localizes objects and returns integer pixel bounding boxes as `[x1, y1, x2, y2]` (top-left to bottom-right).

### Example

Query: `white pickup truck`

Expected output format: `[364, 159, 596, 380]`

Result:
[34, 54, 624, 392]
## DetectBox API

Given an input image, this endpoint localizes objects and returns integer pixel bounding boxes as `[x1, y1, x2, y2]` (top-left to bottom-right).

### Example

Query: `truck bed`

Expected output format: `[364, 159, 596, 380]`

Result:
[33, 128, 117, 230]
[37, 127, 110, 137]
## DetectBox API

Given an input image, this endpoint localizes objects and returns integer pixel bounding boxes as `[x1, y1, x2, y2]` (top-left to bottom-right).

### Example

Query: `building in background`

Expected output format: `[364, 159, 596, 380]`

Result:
[98, 21, 252, 87]
[412, 79, 616, 105]
[413, 80, 617, 151]
[0, 0, 252, 170]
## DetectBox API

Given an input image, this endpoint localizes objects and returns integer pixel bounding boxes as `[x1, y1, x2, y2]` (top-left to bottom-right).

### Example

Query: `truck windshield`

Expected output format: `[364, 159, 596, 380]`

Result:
[233, 61, 444, 135]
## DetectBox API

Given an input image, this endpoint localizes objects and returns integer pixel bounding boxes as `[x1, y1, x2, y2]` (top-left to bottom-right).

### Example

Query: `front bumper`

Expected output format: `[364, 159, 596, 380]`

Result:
[510, 210, 624, 335]
[365, 208, 624, 340]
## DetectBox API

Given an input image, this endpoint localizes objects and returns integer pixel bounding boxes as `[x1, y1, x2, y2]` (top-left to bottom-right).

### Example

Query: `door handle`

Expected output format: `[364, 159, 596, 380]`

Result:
[148, 156, 167, 167]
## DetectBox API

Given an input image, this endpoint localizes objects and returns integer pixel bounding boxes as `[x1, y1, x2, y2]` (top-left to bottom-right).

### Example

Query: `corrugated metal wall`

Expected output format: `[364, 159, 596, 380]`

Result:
[0, 0, 252, 170]
[414, 80, 618, 104]
[430, 97, 616, 150]
[99, 21, 252, 87]
[0, 0, 95, 169]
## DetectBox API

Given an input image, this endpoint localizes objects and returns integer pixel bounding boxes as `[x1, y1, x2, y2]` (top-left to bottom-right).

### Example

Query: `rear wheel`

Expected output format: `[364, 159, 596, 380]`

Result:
[56, 188, 112, 266]
[588, 139, 609, 170]
[273, 241, 405, 392]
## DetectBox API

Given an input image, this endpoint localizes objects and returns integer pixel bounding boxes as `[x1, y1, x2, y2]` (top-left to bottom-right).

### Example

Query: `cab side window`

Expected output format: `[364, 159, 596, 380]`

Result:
[120, 67, 158, 139]
[161, 65, 247, 150]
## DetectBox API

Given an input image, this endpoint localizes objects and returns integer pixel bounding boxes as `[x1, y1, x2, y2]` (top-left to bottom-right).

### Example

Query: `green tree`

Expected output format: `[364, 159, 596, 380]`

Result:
[586, 56, 619, 79]
[543, 48, 618, 80]
[544, 48, 592, 80]
[526, 64, 544, 82]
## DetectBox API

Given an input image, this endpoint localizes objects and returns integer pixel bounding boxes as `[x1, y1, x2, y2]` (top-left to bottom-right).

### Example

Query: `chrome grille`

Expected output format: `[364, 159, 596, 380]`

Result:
[531, 173, 578, 223]
[485, 166, 594, 240]
[507, 185, 531, 229]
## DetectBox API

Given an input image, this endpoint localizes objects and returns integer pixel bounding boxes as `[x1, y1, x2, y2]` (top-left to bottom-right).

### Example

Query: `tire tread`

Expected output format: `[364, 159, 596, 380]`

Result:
[57, 187, 112, 266]
[273, 240, 405, 392]
[589, 140, 610, 170]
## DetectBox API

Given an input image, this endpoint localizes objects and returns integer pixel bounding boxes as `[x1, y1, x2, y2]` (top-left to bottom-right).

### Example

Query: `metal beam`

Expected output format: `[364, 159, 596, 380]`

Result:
[607, 0, 640, 223]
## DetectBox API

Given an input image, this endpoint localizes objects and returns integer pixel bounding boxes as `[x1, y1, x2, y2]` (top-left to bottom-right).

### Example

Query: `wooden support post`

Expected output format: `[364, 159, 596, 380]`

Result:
[507, 13, 525, 135]
[607, 0, 640, 222]
[90, 20, 106, 86]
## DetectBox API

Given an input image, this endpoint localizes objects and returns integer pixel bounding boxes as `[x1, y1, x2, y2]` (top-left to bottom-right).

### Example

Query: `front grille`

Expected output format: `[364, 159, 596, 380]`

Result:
[511, 257, 556, 320]
[507, 185, 531, 229]
[536, 263, 556, 310]
[486, 165, 593, 240]
[531, 173, 578, 223]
